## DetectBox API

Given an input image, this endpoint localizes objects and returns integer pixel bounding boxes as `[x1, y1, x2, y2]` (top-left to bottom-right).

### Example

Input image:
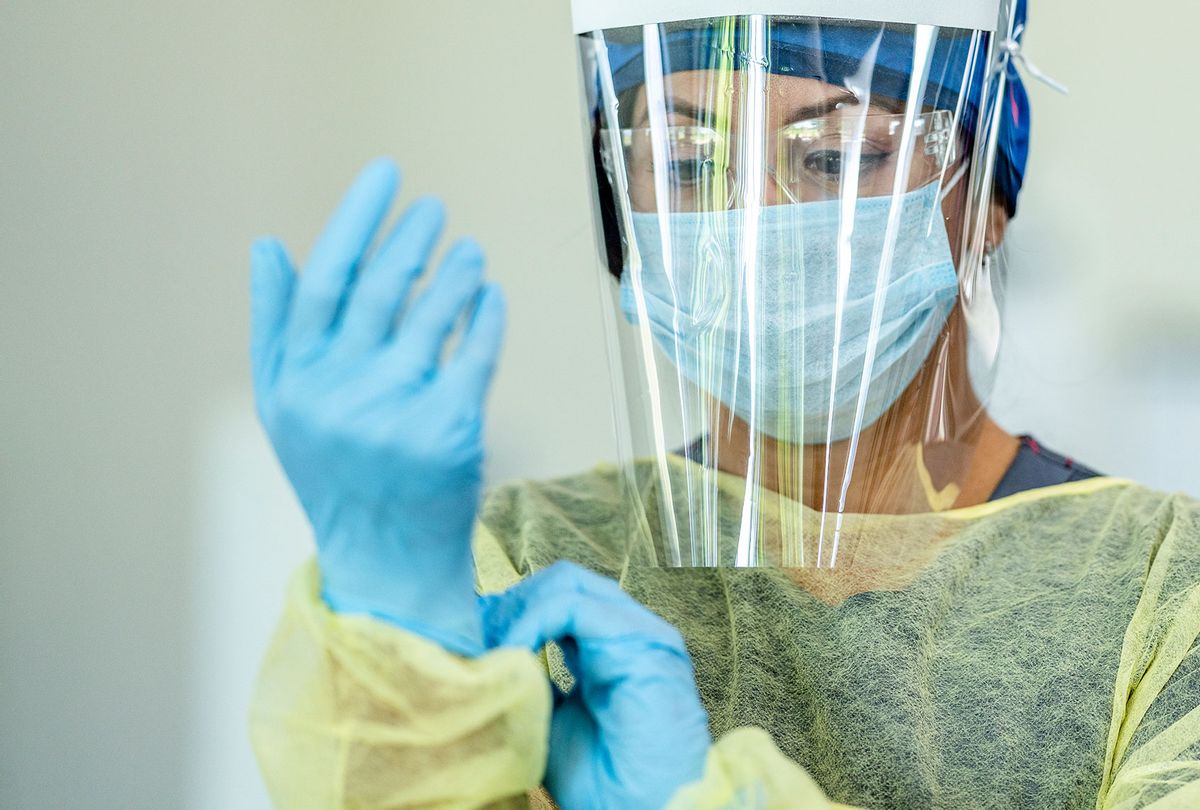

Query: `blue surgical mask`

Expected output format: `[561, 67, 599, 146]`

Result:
[620, 181, 960, 445]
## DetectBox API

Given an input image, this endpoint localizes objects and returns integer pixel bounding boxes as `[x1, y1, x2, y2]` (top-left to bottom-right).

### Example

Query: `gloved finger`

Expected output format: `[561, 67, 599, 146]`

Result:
[337, 196, 446, 352]
[490, 565, 698, 739]
[486, 561, 652, 645]
[488, 562, 688, 660]
[544, 693, 597, 800]
[435, 283, 506, 408]
[249, 237, 296, 397]
[387, 238, 485, 379]
[481, 561, 607, 647]
[503, 591, 693, 691]
[288, 159, 399, 355]
[481, 590, 576, 707]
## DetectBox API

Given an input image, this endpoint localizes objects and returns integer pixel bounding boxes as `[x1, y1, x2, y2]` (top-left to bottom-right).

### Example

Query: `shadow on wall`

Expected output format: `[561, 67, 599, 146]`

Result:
[991, 230, 1200, 497]
[186, 394, 307, 810]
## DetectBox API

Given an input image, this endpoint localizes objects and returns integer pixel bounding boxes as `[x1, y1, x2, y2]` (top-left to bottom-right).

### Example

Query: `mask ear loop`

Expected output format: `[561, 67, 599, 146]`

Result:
[938, 159, 971, 204]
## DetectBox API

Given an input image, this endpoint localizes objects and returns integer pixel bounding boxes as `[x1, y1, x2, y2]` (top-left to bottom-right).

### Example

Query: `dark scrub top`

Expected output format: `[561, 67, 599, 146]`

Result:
[989, 435, 1101, 501]
[682, 434, 1101, 503]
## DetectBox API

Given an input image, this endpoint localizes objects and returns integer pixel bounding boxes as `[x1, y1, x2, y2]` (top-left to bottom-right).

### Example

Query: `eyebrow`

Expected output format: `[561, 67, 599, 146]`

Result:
[635, 90, 862, 128]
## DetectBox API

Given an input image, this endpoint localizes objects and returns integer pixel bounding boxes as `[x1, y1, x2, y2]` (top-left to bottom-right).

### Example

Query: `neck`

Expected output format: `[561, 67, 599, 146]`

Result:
[706, 315, 1019, 514]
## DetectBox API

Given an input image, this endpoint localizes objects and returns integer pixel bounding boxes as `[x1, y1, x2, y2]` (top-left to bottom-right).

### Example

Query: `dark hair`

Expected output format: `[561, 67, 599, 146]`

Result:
[592, 122, 628, 281]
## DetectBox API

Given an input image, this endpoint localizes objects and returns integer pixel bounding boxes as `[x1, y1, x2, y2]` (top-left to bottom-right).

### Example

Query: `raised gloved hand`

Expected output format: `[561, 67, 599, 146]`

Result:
[484, 562, 712, 809]
[250, 159, 505, 655]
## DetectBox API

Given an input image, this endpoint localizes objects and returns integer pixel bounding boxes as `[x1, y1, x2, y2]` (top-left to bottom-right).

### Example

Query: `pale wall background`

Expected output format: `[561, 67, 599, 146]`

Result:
[2, 2, 1197, 807]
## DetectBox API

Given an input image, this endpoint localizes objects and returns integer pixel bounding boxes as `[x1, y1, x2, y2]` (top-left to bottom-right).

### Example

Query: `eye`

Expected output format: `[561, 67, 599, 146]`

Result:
[802, 149, 844, 178]
[802, 149, 890, 180]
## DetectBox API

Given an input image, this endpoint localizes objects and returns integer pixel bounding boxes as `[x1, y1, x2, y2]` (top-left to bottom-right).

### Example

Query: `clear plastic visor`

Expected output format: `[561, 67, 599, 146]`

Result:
[580, 16, 1011, 569]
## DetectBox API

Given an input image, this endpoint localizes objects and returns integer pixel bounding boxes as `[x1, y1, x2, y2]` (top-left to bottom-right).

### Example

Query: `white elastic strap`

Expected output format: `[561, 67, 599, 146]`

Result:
[939, 160, 971, 204]
[997, 24, 1069, 95]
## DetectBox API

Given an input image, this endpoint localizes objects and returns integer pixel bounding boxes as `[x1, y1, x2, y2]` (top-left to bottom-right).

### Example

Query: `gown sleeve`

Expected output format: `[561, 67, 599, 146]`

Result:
[1097, 494, 1200, 808]
[667, 727, 859, 809]
[248, 560, 551, 809]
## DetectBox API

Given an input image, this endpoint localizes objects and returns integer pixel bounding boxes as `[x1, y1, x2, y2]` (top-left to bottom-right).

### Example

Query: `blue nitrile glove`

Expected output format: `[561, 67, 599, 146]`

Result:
[484, 562, 712, 809]
[250, 159, 506, 656]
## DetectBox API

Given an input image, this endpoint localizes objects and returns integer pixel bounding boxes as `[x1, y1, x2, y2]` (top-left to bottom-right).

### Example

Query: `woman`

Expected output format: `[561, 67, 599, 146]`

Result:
[248, 4, 1200, 808]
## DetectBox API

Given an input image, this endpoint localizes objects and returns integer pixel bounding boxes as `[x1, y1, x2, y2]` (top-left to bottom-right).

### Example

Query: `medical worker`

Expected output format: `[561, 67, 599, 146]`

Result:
[248, 2, 1200, 807]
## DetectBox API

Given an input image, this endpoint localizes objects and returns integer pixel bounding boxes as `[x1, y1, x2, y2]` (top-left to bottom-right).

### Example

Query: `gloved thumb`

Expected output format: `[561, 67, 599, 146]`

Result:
[249, 237, 295, 396]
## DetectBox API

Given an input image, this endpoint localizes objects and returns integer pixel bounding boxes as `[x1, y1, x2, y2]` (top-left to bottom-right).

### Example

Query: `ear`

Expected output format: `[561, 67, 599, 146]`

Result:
[987, 199, 1011, 251]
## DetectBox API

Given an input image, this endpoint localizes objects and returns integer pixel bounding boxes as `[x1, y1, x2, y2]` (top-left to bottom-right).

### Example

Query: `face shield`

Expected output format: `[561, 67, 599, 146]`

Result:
[575, 1, 1019, 567]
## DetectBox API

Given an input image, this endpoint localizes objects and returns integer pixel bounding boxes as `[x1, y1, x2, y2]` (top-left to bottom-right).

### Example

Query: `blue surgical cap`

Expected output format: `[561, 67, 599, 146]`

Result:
[598, 2, 1031, 215]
